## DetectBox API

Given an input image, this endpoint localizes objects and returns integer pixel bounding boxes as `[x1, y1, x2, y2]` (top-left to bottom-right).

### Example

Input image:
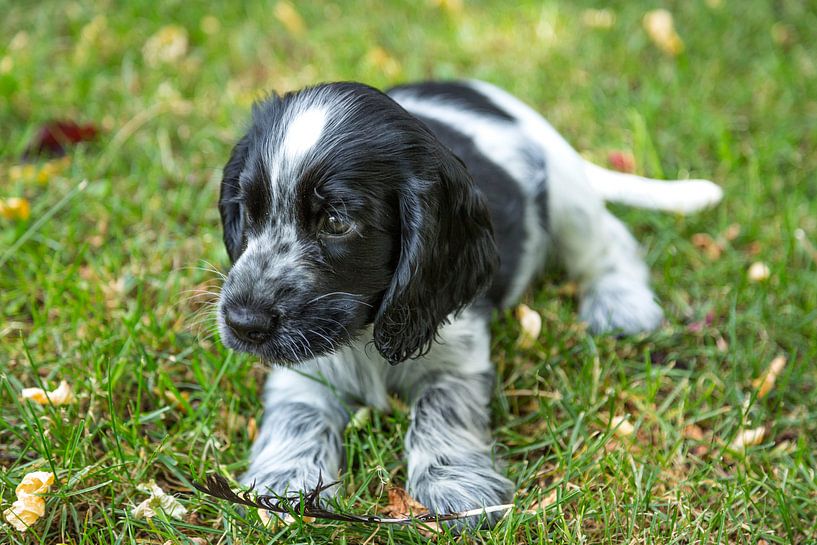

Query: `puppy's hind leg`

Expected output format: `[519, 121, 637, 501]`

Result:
[549, 169, 664, 334]
[466, 80, 663, 334]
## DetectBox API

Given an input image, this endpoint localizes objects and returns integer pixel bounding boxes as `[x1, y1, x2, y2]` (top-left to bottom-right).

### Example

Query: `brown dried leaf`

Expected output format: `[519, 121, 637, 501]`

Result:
[752, 355, 786, 399]
[526, 489, 558, 513]
[247, 417, 258, 441]
[691, 232, 722, 260]
[383, 488, 429, 518]
[682, 424, 705, 441]
[724, 223, 741, 241]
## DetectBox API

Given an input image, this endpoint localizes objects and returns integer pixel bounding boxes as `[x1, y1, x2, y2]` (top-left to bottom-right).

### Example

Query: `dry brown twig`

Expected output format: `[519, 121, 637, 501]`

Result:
[192, 474, 513, 527]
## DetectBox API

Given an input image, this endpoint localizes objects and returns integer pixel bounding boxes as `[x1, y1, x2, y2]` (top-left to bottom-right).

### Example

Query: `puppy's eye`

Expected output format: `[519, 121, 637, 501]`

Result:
[320, 215, 355, 237]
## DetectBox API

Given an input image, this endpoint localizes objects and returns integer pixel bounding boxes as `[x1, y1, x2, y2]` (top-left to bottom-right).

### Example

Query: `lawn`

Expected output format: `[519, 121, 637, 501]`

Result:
[1, 0, 816, 543]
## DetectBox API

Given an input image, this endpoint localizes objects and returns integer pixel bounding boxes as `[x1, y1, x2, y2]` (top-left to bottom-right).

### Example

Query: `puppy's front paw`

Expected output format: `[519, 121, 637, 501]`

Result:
[580, 274, 664, 335]
[409, 457, 513, 532]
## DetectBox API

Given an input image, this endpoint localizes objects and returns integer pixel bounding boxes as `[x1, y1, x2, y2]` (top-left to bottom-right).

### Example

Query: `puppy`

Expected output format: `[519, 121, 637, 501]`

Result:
[216, 80, 721, 527]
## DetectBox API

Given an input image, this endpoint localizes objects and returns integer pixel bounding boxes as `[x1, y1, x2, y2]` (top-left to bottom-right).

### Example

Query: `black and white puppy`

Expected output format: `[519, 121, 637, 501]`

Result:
[216, 80, 721, 527]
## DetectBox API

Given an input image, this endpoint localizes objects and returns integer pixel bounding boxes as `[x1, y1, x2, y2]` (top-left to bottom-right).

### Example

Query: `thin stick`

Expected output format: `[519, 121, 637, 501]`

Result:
[192, 474, 513, 526]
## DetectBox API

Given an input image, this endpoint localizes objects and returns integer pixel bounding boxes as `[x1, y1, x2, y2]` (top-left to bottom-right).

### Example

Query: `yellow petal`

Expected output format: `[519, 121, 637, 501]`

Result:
[643, 9, 684, 56]
[274, 1, 306, 35]
[0, 197, 31, 220]
[21, 380, 74, 406]
[581, 9, 616, 29]
[3, 496, 46, 532]
[15, 471, 55, 496]
[364, 46, 402, 78]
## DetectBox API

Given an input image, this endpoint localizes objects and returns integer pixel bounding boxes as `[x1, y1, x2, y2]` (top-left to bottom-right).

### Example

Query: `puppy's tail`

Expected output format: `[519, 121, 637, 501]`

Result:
[584, 160, 723, 214]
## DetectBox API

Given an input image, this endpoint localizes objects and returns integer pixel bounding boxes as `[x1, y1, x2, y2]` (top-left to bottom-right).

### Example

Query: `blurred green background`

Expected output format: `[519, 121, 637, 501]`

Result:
[1, 1, 816, 543]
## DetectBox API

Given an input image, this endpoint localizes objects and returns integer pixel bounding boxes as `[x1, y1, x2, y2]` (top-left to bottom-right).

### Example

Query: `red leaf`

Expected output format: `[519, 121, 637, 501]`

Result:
[607, 150, 636, 173]
[23, 120, 99, 159]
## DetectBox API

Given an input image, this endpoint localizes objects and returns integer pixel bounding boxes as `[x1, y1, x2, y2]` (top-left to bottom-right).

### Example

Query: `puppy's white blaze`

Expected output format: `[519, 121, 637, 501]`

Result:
[283, 107, 328, 163]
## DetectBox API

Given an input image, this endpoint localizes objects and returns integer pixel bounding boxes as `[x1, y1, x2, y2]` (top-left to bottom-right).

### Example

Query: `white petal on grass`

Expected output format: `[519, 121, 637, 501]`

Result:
[729, 426, 766, 450]
[610, 415, 635, 437]
[748, 261, 771, 282]
[132, 481, 188, 520]
[515, 304, 542, 348]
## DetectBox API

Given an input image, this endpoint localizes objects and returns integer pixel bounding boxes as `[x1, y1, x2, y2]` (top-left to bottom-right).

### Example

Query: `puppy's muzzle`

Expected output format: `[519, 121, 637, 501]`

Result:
[223, 306, 280, 345]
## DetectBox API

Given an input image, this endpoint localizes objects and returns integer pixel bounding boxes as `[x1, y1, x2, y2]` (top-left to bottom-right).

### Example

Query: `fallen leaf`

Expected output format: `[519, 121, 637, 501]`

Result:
[794, 228, 817, 265]
[200, 15, 221, 35]
[348, 406, 372, 429]
[364, 46, 402, 79]
[21, 380, 74, 405]
[515, 304, 542, 349]
[729, 426, 766, 450]
[142, 25, 188, 67]
[383, 487, 429, 518]
[132, 481, 188, 520]
[607, 150, 635, 173]
[0, 197, 31, 220]
[22, 120, 98, 159]
[724, 223, 741, 241]
[747, 261, 770, 282]
[274, 1, 306, 35]
[2, 471, 55, 532]
[429, 0, 463, 15]
[752, 355, 786, 399]
[526, 488, 558, 513]
[687, 311, 715, 333]
[643, 9, 684, 56]
[581, 9, 616, 29]
[682, 424, 705, 441]
[691, 232, 722, 260]
[247, 416, 258, 441]
[610, 415, 635, 437]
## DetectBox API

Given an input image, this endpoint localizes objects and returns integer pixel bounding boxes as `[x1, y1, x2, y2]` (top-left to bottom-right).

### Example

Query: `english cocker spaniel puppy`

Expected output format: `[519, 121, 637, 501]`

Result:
[216, 80, 722, 528]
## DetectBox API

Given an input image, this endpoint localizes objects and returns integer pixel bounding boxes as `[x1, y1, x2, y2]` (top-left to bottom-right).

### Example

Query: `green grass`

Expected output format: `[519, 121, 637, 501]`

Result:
[2, 0, 816, 543]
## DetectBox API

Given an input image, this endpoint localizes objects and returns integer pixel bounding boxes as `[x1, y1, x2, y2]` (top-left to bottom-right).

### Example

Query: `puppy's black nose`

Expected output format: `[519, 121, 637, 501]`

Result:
[224, 307, 278, 344]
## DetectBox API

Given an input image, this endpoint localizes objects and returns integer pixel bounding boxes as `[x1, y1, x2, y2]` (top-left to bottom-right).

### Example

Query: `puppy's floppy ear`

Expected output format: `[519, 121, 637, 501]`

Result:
[373, 147, 498, 364]
[219, 135, 250, 263]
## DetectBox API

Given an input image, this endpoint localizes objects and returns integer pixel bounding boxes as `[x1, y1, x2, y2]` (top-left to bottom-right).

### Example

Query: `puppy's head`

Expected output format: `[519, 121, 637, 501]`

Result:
[217, 83, 496, 365]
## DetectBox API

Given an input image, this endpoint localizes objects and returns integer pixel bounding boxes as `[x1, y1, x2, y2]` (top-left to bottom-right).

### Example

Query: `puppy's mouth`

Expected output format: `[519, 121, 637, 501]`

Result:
[216, 301, 361, 365]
